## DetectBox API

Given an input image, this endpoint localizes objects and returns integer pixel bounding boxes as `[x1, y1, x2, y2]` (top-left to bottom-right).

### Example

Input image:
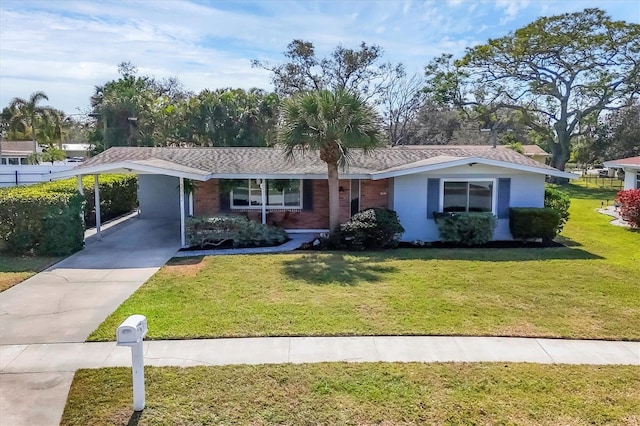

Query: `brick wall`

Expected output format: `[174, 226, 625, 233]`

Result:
[193, 179, 220, 216]
[192, 178, 392, 230]
[360, 179, 390, 210]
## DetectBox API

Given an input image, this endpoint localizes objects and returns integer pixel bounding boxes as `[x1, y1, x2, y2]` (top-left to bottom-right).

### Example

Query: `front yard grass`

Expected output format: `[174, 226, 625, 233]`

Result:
[0, 254, 64, 292]
[89, 183, 639, 341]
[62, 363, 640, 425]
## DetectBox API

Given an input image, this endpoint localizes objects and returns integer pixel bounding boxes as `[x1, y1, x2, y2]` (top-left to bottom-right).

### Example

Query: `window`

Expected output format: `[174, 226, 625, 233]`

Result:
[231, 179, 302, 209]
[636, 173, 640, 189]
[442, 180, 494, 213]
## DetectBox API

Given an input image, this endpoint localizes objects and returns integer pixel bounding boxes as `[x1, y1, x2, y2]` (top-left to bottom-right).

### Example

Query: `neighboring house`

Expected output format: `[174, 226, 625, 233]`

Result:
[603, 156, 640, 190]
[0, 140, 41, 165]
[521, 145, 551, 164]
[62, 143, 93, 160]
[51, 145, 575, 245]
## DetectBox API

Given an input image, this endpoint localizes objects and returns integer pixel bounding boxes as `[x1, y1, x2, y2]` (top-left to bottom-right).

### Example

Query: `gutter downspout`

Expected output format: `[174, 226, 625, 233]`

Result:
[77, 175, 84, 241]
[179, 177, 186, 247]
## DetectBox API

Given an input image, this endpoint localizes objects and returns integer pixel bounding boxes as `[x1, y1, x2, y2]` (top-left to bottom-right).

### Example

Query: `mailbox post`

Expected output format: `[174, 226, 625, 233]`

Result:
[116, 314, 148, 412]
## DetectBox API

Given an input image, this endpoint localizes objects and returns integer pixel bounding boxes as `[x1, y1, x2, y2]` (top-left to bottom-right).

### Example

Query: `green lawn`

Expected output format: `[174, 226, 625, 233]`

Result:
[0, 254, 64, 292]
[89, 183, 639, 341]
[61, 363, 640, 425]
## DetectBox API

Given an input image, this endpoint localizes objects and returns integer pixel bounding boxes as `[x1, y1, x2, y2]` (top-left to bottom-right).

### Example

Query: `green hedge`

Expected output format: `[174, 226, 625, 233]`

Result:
[509, 208, 561, 242]
[436, 212, 497, 246]
[0, 175, 137, 255]
[41, 175, 138, 226]
[544, 187, 570, 234]
[0, 189, 84, 255]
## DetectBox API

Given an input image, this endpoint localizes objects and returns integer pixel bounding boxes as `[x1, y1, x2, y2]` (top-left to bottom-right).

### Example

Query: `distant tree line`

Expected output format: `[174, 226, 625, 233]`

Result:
[2, 8, 638, 169]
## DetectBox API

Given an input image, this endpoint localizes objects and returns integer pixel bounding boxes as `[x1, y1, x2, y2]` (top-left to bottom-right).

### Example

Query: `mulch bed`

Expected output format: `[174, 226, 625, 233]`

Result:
[397, 240, 564, 249]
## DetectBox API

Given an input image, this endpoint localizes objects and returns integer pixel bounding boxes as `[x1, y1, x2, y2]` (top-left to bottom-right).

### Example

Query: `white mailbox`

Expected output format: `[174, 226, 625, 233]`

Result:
[116, 314, 148, 346]
[116, 314, 148, 411]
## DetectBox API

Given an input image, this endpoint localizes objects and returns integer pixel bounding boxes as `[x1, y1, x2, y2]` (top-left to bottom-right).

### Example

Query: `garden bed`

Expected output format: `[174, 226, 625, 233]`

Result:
[179, 236, 291, 251]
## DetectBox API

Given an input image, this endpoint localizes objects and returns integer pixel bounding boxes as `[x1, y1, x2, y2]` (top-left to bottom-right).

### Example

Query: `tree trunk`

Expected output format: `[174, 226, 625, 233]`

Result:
[550, 129, 571, 172]
[327, 162, 340, 232]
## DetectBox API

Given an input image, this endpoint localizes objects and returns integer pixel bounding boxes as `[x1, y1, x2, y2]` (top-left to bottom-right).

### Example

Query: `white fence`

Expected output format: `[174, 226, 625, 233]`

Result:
[0, 165, 74, 187]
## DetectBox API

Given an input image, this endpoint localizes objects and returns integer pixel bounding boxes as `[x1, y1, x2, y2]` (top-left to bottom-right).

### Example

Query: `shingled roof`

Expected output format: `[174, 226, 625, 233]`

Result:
[604, 156, 640, 169]
[54, 145, 575, 180]
[0, 140, 38, 156]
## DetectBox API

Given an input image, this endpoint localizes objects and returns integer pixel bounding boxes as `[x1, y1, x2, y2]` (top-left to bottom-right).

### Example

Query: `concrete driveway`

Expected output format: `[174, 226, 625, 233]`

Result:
[0, 218, 179, 426]
[0, 218, 179, 345]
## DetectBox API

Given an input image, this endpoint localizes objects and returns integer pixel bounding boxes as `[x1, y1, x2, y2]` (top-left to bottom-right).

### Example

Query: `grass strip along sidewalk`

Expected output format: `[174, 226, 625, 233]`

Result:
[62, 363, 640, 425]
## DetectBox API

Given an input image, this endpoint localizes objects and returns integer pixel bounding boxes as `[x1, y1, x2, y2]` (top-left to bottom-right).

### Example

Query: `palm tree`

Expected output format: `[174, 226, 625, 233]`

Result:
[9, 91, 51, 151]
[278, 89, 383, 231]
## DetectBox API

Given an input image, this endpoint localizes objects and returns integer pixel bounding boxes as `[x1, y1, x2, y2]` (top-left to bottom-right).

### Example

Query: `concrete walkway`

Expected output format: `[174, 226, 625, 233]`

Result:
[1, 337, 638, 374]
[173, 232, 317, 257]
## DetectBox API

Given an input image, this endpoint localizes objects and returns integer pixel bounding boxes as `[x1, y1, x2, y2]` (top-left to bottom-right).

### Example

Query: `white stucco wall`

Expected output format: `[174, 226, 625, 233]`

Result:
[392, 167, 546, 242]
[138, 174, 183, 220]
[623, 169, 639, 190]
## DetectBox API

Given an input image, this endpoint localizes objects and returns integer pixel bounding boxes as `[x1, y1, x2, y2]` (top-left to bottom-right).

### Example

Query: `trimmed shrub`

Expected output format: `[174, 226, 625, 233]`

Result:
[436, 212, 496, 246]
[43, 175, 137, 226]
[544, 187, 571, 233]
[186, 215, 288, 248]
[0, 189, 84, 255]
[0, 175, 137, 255]
[510, 208, 561, 242]
[617, 189, 640, 227]
[330, 208, 405, 251]
[39, 194, 85, 255]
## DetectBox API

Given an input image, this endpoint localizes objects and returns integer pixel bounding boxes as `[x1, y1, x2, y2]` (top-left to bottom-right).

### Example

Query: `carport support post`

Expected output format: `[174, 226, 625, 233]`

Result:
[94, 174, 101, 240]
[77, 175, 83, 195]
[260, 178, 266, 224]
[77, 175, 85, 234]
[179, 177, 186, 247]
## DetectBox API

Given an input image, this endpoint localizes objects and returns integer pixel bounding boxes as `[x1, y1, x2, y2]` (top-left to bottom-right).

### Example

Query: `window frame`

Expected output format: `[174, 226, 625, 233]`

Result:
[438, 177, 497, 214]
[230, 179, 304, 210]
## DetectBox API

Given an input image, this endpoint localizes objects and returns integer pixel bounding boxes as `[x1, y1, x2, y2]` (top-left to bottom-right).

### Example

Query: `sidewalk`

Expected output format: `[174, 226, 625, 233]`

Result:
[2, 336, 638, 374]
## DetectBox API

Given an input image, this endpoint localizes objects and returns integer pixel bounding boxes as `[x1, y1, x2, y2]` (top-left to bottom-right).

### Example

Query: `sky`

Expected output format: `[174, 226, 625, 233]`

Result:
[1, 0, 639, 115]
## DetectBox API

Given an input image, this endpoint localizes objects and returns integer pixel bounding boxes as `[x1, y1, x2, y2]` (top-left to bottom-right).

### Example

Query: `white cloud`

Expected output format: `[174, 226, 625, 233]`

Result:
[1, 0, 638, 113]
[495, 0, 531, 23]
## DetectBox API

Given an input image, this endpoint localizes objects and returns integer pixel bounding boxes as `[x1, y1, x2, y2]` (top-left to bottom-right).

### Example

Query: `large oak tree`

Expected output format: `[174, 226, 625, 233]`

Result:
[425, 8, 640, 171]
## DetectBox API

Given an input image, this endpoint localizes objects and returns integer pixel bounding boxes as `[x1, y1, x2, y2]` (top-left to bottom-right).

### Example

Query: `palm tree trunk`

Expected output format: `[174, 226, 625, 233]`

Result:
[327, 162, 340, 231]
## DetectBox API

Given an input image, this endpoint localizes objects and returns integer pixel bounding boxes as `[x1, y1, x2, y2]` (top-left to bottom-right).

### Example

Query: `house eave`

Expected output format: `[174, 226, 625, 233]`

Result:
[603, 161, 640, 171]
[370, 157, 577, 180]
[48, 161, 211, 181]
[206, 173, 371, 180]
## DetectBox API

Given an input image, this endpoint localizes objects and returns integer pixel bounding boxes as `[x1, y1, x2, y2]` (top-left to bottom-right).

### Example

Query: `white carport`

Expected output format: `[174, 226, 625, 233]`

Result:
[604, 156, 640, 190]
[50, 159, 212, 247]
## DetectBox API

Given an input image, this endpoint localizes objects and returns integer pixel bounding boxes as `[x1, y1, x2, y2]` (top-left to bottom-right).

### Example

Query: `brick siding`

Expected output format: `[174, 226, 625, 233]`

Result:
[193, 178, 392, 229]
